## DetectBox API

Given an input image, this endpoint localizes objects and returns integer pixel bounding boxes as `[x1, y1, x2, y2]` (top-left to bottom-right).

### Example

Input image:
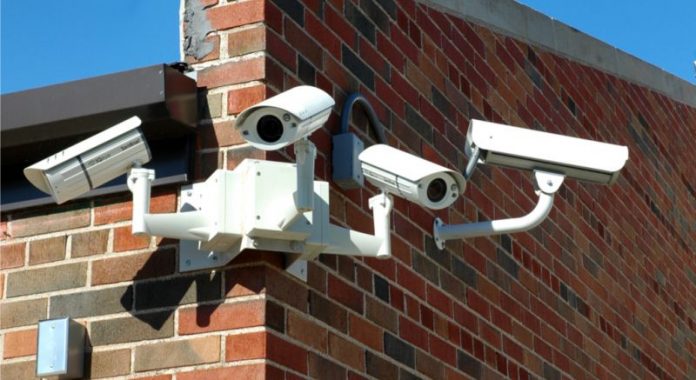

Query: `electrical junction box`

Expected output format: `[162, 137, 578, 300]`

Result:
[36, 317, 85, 379]
[332, 132, 365, 189]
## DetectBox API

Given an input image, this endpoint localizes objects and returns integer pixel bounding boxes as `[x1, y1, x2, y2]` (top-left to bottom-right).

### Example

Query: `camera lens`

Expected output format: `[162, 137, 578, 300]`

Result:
[257, 115, 284, 143]
[426, 178, 447, 202]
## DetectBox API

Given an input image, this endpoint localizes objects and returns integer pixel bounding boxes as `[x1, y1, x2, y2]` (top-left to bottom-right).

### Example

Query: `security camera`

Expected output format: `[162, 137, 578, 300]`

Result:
[235, 86, 335, 150]
[359, 144, 466, 210]
[24, 116, 151, 204]
[466, 119, 629, 184]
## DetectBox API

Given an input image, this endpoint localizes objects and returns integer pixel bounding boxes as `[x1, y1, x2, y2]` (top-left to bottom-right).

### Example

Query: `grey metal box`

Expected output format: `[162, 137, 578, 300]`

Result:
[332, 132, 365, 189]
[36, 317, 85, 379]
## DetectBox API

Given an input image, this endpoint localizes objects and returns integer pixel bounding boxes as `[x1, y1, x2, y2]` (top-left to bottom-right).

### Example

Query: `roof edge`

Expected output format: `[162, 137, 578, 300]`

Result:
[420, 0, 696, 108]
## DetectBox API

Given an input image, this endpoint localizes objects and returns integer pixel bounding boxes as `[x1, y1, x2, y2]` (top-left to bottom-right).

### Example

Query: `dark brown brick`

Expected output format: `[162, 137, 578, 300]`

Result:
[135, 273, 221, 310]
[71, 229, 109, 257]
[366, 351, 398, 379]
[28, 235, 66, 264]
[309, 291, 347, 333]
[0, 298, 47, 328]
[6, 262, 86, 297]
[50, 286, 133, 318]
[309, 353, 346, 379]
[134, 336, 220, 372]
[90, 312, 174, 346]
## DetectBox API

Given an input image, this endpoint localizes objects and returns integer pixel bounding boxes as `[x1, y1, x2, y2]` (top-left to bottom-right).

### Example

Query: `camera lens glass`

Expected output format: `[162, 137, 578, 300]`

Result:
[257, 115, 284, 143]
[426, 178, 447, 203]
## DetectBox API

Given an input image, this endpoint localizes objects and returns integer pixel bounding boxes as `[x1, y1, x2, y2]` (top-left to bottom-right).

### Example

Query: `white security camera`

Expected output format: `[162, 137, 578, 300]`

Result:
[359, 144, 466, 210]
[465, 119, 629, 184]
[235, 86, 335, 150]
[24, 116, 150, 204]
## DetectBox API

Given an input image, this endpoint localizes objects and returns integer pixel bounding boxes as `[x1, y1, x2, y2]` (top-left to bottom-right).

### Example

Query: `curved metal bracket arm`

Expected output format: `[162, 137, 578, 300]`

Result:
[339, 93, 386, 143]
[324, 193, 394, 258]
[433, 170, 565, 249]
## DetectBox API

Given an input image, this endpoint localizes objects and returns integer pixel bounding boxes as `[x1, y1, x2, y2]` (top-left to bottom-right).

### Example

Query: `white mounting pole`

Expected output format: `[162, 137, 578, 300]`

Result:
[433, 170, 565, 249]
[369, 192, 394, 258]
[294, 138, 316, 212]
[128, 167, 155, 235]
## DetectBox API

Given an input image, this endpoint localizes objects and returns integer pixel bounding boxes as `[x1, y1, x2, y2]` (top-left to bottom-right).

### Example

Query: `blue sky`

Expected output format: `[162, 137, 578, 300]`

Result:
[1, 0, 180, 94]
[517, 0, 696, 84]
[1, 1, 694, 94]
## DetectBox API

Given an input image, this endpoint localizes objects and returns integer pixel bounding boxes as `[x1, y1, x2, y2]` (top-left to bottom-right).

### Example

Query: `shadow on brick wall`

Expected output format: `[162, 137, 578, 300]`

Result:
[119, 252, 224, 330]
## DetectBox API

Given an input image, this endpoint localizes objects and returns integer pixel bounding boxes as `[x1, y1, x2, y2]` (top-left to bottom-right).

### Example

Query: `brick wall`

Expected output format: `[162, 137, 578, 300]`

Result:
[2, 0, 695, 379]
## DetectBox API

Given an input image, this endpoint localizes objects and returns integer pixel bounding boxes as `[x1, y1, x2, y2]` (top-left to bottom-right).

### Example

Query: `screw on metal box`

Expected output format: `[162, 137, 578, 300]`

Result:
[36, 317, 86, 379]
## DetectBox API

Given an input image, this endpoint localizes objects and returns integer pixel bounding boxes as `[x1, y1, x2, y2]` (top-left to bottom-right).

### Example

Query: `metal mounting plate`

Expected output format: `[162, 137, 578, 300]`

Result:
[178, 183, 239, 272]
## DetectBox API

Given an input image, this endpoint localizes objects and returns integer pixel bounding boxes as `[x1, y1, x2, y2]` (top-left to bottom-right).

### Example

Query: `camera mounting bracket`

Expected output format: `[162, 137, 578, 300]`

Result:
[433, 170, 565, 249]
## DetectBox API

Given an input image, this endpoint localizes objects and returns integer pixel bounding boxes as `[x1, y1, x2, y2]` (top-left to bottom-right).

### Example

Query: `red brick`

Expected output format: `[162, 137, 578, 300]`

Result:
[178, 363, 267, 380]
[198, 57, 265, 88]
[207, 0, 264, 31]
[349, 314, 382, 351]
[11, 209, 90, 237]
[396, 264, 426, 299]
[426, 283, 452, 316]
[305, 11, 341, 59]
[91, 249, 175, 285]
[226, 331, 267, 361]
[285, 18, 322, 68]
[113, 226, 151, 252]
[94, 198, 131, 225]
[228, 84, 267, 115]
[399, 315, 428, 348]
[266, 29, 296, 72]
[267, 334, 308, 374]
[328, 273, 363, 314]
[179, 299, 265, 334]
[0, 243, 25, 269]
[3, 328, 37, 358]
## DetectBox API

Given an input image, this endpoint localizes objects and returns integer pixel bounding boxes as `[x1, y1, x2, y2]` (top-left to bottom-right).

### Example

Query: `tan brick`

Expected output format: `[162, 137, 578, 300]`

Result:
[6, 262, 87, 297]
[3, 328, 37, 358]
[204, 92, 223, 119]
[0, 360, 35, 380]
[11, 208, 90, 237]
[228, 25, 266, 57]
[0, 298, 47, 329]
[90, 312, 174, 346]
[134, 336, 220, 372]
[226, 145, 266, 169]
[228, 84, 267, 115]
[113, 226, 151, 252]
[86, 349, 131, 378]
[29, 235, 66, 265]
[91, 249, 175, 285]
[71, 229, 109, 257]
[328, 332, 365, 371]
[0, 242, 25, 269]
[0, 273, 4, 299]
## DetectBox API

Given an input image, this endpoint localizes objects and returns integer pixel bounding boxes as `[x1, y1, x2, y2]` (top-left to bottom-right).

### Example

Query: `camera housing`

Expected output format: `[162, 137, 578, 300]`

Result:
[466, 119, 629, 184]
[24, 116, 150, 204]
[235, 86, 334, 150]
[359, 144, 466, 210]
